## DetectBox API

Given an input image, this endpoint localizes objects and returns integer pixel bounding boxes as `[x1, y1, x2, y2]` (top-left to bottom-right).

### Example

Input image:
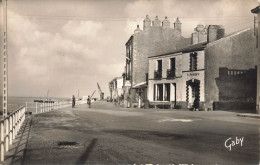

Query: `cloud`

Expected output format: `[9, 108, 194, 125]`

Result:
[61, 20, 103, 39]
[8, 11, 122, 97]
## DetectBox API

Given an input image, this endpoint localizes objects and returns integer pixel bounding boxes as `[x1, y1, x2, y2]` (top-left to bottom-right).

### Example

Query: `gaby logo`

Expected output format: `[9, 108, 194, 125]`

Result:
[224, 137, 244, 151]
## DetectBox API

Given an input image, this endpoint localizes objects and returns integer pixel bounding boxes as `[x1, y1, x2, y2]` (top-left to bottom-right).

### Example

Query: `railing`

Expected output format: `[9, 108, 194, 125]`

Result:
[26, 101, 70, 114]
[0, 100, 87, 162]
[0, 106, 25, 161]
[25, 100, 87, 114]
[227, 69, 247, 76]
[219, 67, 249, 76]
[166, 69, 176, 79]
[154, 70, 162, 79]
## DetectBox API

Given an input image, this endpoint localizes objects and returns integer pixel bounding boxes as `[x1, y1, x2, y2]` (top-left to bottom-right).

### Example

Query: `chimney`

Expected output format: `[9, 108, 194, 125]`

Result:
[174, 17, 182, 34]
[152, 16, 161, 27]
[162, 16, 170, 28]
[134, 25, 142, 34]
[207, 25, 225, 43]
[143, 15, 151, 31]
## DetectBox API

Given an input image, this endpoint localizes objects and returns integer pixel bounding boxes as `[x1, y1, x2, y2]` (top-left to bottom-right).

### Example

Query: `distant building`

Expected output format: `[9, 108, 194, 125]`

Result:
[251, 3, 260, 113]
[109, 76, 124, 103]
[148, 26, 258, 112]
[123, 15, 191, 108]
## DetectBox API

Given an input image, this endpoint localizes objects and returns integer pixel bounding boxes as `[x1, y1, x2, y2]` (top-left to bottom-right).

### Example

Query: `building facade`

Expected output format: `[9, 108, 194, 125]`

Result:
[148, 26, 258, 112]
[148, 43, 206, 109]
[124, 15, 191, 108]
[251, 3, 260, 113]
[109, 76, 124, 103]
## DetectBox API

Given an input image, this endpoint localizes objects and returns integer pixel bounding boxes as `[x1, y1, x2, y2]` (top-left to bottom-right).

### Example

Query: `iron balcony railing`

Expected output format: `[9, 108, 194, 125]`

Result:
[154, 70, 162, 79]
[167, 69, 176, 79]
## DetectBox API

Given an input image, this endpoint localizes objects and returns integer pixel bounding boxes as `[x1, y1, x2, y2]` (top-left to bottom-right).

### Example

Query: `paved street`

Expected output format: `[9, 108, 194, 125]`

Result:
[21, 101, 259, 164]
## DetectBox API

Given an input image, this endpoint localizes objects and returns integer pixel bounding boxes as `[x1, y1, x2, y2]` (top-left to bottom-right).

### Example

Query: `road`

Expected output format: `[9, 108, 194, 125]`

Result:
[22, 101, 259, 164]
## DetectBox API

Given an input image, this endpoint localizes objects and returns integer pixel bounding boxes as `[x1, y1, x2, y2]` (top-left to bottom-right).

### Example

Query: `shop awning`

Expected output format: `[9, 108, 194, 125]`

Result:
[132, 81, 147, 89]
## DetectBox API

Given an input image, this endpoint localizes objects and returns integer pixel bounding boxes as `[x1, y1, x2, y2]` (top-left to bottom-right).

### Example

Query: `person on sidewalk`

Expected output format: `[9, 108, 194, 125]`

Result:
[193, 96, 199, 111]
[87, 95, 91, 108]
[72, 95, 76, 108]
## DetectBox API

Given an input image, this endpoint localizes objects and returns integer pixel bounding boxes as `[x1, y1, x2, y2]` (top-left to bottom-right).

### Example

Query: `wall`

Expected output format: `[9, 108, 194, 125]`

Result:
[132, 27, 190, 87]
[148, 50, 205, 110]
[205, 28, 258, 110]
[215, 67, 256, 110]
[181, 51, 205, 103]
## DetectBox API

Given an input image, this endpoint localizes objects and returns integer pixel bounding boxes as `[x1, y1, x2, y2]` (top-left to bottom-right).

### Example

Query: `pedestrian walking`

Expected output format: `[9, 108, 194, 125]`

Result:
[87, 95, 91, 108]
[193, 96, 199, 111]
[72, 95, 76, 108]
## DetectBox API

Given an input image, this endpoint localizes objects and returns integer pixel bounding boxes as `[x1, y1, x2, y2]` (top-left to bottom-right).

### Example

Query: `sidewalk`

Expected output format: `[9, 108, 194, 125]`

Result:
[2, 116, 32, 165]
[237, 113, 260, 119]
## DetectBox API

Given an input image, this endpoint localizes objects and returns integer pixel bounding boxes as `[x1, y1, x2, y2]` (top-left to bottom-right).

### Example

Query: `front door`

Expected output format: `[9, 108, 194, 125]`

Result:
[187, 80, 200, 108]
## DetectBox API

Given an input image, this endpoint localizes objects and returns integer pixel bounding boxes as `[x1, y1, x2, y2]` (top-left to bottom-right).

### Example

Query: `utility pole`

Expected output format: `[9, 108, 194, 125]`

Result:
[254, 16, 257, 36]
[1, 0, 8, 118]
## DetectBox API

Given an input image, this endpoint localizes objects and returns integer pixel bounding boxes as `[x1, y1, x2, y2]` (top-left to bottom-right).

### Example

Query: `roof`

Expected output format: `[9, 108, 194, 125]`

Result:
[125, 35, 134, 46]
[208, 27, 253, 46]
[149, 41, 207, 58]
[132, 81, 147, 89]
[251, 6, 260, 13]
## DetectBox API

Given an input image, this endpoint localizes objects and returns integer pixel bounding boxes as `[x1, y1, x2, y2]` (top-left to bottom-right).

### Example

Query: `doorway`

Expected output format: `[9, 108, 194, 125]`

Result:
[186, 79, 200, 108]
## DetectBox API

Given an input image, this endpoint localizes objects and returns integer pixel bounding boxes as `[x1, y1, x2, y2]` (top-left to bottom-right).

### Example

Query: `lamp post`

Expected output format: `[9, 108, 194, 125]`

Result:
[1, 0, 8, 118]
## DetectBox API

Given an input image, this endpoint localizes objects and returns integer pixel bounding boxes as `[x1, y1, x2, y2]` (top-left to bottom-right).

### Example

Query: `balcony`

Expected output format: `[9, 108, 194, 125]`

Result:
[167, 69, 176, 79]
[154, 70, 162, 79]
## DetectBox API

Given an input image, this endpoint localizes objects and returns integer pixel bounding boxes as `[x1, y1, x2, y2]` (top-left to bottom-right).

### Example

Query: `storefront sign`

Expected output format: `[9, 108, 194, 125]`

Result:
[187, 72, 199, 76]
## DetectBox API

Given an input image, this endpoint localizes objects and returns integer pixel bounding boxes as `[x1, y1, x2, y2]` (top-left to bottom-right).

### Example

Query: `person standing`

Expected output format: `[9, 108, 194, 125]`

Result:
[87, 95, 91, 108]
[193, 96, 199, 111]
[72, 95, 76, 108]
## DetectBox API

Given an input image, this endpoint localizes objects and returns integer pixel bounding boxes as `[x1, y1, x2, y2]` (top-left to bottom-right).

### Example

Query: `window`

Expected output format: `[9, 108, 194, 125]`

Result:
[190, 52, 197, 71]
[157, 60, 162, 71]
[167, 58, 176, 78]
[154, 60, 162, 79]
[170, 58, 175, 71]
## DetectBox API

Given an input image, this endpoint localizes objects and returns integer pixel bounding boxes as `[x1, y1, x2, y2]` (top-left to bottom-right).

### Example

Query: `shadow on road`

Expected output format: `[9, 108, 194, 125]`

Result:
[75, 138, 98, 165]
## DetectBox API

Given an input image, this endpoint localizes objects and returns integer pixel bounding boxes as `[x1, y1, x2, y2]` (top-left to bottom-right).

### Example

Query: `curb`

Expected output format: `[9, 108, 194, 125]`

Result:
[237, 113, 260, 119]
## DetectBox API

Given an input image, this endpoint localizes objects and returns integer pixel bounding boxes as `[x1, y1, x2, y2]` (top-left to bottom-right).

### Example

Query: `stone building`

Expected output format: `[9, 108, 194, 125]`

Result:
[109, 76, 124, 103]
[251, 3, 260, 113]
[123, 15, 190, 108]
[148, 26, 258, 112]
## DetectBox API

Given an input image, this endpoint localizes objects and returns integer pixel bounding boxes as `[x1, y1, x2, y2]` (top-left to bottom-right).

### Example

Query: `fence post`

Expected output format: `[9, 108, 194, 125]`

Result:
[26, 102, 27, 112]
[36, 102, 38, 114]
[9, 116, 12, 145]
[13, 113, 15, 139]
[1, 121, 4, 161]
[18, 110, 21, 131]
[5, 119, 9, 152]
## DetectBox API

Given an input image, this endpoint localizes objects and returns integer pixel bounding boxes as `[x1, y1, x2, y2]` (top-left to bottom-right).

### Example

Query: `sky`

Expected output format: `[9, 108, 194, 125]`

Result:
[6, 0, 258, 98]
